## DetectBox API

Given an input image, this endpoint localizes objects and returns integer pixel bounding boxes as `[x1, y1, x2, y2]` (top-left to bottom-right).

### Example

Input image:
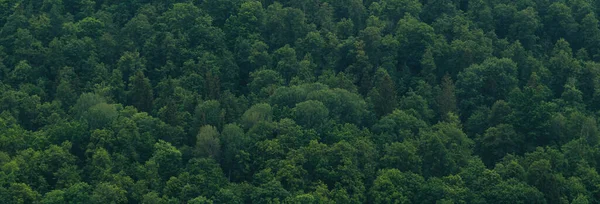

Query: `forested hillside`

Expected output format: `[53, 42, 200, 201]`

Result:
[1, 0, 600, 203]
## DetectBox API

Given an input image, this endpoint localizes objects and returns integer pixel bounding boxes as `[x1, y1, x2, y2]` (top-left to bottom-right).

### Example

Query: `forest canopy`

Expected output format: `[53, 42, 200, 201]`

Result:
[1, 0, 600, 203]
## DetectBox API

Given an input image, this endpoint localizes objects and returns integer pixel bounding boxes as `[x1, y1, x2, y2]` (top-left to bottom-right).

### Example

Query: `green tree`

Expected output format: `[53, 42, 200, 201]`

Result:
[527, 159, 562, 203]
[379, 0, 422, 24]
[437, 75, 458, 119]
[274, 45, 299, 82]
[194, 100, 224, 131]
[293, 100, 329, 130]
[478, 124, 522, 166]
[545, 2, 579, 43]
[86, 147, 112, 183]
[456, 58, 518, 118]
[380, 141, 421, 173]
[493, 4, 517, 38]
[306, 86, 369, 126]
[63, 182, 91, 203]
[55, 67, 78, 109]
[196, 125, 221, 159]
[116, 51, 145, 82]
[370, 169, 424, 203]
[547, 39, 581, 95]
[41, 190, 65, 204]
[249, 69, 284, 100]
[149, 140, 182, 181]
[241, 103, 273, 130]
[90, 183, 127, 204]
[482, 179, 546, 204]
[83, 103, 118, 130]
[9, 60, 36, 86]
[373, 110, 427, 144]
[396, 14, 436, 74]
[128, 71, 153, 113]
[399, 90, 435, 122]
[509, 7, 541, 49]
[189, 196, 214, 204]
[219, 123, 250, 181]
[508, 73, 556, 150]
[369, 68, 397, 118]
[5, 183, 41, 204]
[580, 13, 600, 59]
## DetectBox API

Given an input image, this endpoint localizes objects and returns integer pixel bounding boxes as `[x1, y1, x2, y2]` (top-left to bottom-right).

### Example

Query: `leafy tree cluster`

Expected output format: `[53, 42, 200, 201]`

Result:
[1, 0, 600, 203]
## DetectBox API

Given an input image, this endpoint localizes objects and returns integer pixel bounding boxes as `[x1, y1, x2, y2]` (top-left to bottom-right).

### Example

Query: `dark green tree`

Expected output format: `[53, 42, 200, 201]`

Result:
[369, 68, 397, 118]
[128, 71, 153, 113]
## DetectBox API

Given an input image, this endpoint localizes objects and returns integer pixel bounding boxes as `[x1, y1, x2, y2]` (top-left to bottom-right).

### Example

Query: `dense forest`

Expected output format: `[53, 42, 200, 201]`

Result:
[2, 0, 600, 203]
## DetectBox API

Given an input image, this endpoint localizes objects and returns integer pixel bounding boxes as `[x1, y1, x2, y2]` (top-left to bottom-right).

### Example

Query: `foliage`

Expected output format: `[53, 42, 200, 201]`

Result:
[1, 0, 600, 203]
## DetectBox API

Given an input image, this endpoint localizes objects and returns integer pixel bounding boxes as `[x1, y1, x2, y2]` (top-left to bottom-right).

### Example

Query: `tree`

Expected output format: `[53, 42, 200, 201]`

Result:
[108, 69, 126, 103]
[370, 169, 424, 203]
[274, 45, 299, 82]
[224, 1, 265, 41]
[128, 71, 153, 113]
[399, 90, 435, 122]
[344, 40, 374, 95]
[189, 196, 214, 204]
[488, 100, 512, 126]
[466, 0, 493, 31]
[116, 51, 145, 81]
[509, 7, 540, 49]
[527, 159, 562, 203]
[372, 109, 427, 144]
[55, 67, 78, 109]
[369, 68, 397, 118]
[87, 147, 113, 183]
[437, 75, 458, 119]
[264, 3, 312, 48]
[420, 47, 437, 84]
[219, 124, 250, 181]
[196, 125, 221, 159]
[293, 100, 329, 130]
[241, 103, 273, 130]
[508, 73, 556, 151]
[249, 69, 284, 99]
[149, 140, 182, 180]
[122, 14, 153, 48]
[83, 103, 118, 130]
[305, 85, 369, 125]
[90, 183, 127, 204]
[63, 182, 91, 203]
[194, 100, 224, 131]
[220, 91, 249, 124]
[559, 78, 585, 111]
[72, 93, 106, 118]
[76, 17, 104, 38]
[396, 14, 436, 74]
[201, 0, 244, 26]
[482, 179, 546, 204]
[547, 39, 580, 95]
[456, 58, 518, 118]
[493, 4, 517, 38]
[41, 190, 66, 204]
[580, 13, 600, 60]
[4, 183, 41, 204]
[545, 2, 579, 43]
[478, 124, 522, 166]
[420, 0, 458, 23]
[379, 0, 422, 24]
[380, 141, 421, 173]
[9, 60, 36, 86]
